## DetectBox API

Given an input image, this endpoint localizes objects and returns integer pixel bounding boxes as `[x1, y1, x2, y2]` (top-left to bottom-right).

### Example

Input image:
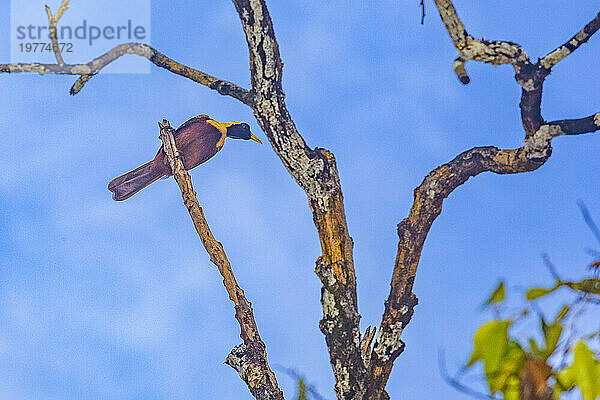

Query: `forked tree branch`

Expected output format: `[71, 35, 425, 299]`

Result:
[362, 2, 600, 399]
[433, 0, 529, 84]
[4, 1, 254, 100]
[45, 0, 70, 64]
[158, 120, 283, 400]
[1, 43, 253, 103]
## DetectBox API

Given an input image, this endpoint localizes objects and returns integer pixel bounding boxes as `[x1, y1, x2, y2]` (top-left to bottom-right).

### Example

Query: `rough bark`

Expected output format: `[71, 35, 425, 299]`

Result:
[231, 1, 365, 398]
[2, 1, 600, 399]
[362, 3, 600, 399]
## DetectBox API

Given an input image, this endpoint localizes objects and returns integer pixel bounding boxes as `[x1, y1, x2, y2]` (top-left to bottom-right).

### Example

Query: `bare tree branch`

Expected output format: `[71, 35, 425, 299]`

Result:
[230, 1, 366, 398]
[363, 145, 547, 399]
[519, 11, 600, 137]
[360, 326, 376, 369]
[363, 3, 600, 397]
[1, 43, 253, 103]
[433, 0, 468, 49]
[547, 113, 600, 136]
[433, 0, 529, 85]
[433, 1, 600, 137]
[44, 0, 70, 65]
[4, 0, 599, 399]
[540, 12, 600, 69]
[158, 120, 283, 400]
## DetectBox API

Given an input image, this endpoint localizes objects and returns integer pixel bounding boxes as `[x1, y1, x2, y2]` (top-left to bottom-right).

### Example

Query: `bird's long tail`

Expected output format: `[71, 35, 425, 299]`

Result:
[108, 159, 167, 201]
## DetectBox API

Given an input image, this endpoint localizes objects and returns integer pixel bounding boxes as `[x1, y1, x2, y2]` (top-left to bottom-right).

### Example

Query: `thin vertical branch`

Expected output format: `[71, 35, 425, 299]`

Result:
[44, 0, 71, 65]
[158, 120, 284, 400]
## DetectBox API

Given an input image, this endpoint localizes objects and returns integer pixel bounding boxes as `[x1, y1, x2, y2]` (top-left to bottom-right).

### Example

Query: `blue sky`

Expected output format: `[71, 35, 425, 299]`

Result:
[0, 1, 599, 399]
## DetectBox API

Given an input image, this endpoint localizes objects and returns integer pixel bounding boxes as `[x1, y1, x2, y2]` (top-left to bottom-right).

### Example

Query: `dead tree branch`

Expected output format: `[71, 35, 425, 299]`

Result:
[230, 1, 365, 398]
[540, 12, 600, 69]
[3, 0, 600, 399]
[1, 42, 253, 103]
[158, 120, 283, 400]
[44, 0, 70, 64]
[362, 2, 600, 399]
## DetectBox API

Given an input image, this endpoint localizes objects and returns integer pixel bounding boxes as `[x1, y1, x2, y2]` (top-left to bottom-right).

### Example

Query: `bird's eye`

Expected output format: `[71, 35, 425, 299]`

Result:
[243, 123, 249, 129]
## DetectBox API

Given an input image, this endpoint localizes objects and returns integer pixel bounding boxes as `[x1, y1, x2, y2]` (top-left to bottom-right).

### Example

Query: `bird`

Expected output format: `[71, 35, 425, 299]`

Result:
[108, 115, 262, 201]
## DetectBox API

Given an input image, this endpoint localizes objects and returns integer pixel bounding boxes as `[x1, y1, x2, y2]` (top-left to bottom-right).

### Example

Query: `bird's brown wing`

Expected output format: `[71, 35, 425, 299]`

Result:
[179, 128, 222, 170]
[153, 116, 223, 170]
[173, 115, 211, 137]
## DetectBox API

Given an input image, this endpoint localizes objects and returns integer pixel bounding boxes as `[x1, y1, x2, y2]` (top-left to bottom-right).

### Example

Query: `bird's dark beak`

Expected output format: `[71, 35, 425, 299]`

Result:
[250, 134, 262, 144]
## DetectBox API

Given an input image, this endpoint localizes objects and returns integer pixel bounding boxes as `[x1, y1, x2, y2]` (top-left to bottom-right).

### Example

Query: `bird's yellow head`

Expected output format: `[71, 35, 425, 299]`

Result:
[226, 122, 262, 144]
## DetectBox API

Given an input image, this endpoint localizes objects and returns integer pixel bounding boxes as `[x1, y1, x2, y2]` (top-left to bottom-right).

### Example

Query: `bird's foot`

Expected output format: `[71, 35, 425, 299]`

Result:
[175, 150, 185, 164]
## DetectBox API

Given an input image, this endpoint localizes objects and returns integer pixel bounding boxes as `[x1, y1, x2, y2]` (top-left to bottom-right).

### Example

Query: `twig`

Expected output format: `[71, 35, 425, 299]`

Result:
[420, 0, 425, 25]
[541, 253, 561, 282]
[578, 200, 600, 246]
[1, 43, 254, 104]
[540, 12, 600, 69]
[360, 326, 376, 368]
[546, 113, 600, 136]
[158, 120, 283, 400]
[438, 349, 500, 400]
[44, 0, 70, 65]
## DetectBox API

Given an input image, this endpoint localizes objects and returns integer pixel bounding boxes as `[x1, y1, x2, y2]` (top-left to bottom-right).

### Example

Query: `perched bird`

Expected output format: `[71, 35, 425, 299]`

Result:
[108, 115, 261, 201]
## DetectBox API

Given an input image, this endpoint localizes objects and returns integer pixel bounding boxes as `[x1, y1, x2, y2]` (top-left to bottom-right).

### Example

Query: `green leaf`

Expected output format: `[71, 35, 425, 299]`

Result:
[297, 378, 308, 400]
[555, 364, 576, 397]
[483, 281, 506, 307]
[540, 315, 564, 359]
[572, 341, 600, 400]
[543, 323, 563, 359]
[489, 341, 525, 393]
[553, 387, 561, 400]
[529, 338, 544, 359]
[554, 305, 570, 322]
[466, 320, 511, 393]
[502, 375, 521, 400]
[526, 285, 558, 300]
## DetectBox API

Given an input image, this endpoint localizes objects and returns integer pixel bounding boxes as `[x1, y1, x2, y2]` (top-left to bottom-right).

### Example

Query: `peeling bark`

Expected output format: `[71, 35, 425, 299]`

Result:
[2, 1, 600, 399]
[231, 1, 365, 398]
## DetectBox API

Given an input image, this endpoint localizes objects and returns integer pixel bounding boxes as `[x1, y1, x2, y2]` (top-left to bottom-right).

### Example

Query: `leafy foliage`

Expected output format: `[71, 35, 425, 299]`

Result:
[451, 205, 600, 399]
[455, 260, 599, 399]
